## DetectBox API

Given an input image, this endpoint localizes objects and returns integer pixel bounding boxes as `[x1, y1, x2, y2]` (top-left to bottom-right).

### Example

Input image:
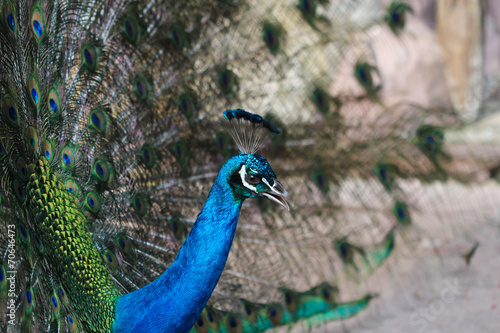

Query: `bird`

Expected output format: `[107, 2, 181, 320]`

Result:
[1, 0, 500, 333]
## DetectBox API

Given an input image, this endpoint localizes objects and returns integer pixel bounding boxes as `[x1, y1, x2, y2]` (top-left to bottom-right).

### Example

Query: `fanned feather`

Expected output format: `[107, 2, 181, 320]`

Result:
[0, 0, 499, 332]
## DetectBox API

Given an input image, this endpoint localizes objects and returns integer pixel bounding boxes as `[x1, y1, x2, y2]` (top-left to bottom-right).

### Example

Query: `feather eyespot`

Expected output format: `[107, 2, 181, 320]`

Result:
[379, 168, 389, 182]
[262, 23, 281, 53]
[25, 126, 38, 153]
[29, 76, 41, 107]
[354, 62, 379, 94]
[177, 93, 197, 120]
[283, 291, 298, 313]
[125, 20, 133, 36]
[241, 301, 257, 322]
[266, 304, 283, 326]
[103, 250, 119, 271]
[215, 132, 231, 157]
[85, 192, 101, 213]
[58, 286, 68, 305]
[116, 235, 132, 254]
[92, 113, 101, 128]
[123, 15, 140, 43]
[131, 194, 149, 216]
[31, 7, 45, 41]
[17, 157, 28, 180]
[42, 139, 54, 162]
[169, 23, 188, 50]
[93, 160, 113, 182]
[312, 87, 333, 115]
[4, 96, 19, 127]
[218, 69, 238, 95]
[5, 3, 17, 36]
[379, 166, 388, 181]
[385, 2, 412, 33]
[83, 210, 94, 223]
[51, 294, 60, 316]
[171, 141, 188, 165]
[65, 179, 80, 197]
[82, 45, 99, 70]
[48, 88, 61, 116]
[61, 146, 76, 169]
[225, 315, 241, 333]
[374, 163, 396, 191]
[170, 217, 186, 240]
[13, 180, 25, 202]
[298, 0, 317, 20]
[0, 139, 5, 159]
[18, 224, 29, 243]
[194, 314, 209, 333]
[134, 77, 150, 100]
[205, 308, 219, 330]
[25, 287, 33, 313]
[68, 314, 80, 332]
[335, 240, 354, 265]
[0, 265, 5, 284]
[393, 201, 411, 226]
[34, 234, 44, 252]
[140, 145, 157, 168]
[316, 284, 338, 305]
[312, 170, 329, 193]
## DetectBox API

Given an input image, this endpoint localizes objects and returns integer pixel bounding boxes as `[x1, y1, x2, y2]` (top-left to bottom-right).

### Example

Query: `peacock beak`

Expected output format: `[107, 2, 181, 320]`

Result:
[262, 178, 293, 211]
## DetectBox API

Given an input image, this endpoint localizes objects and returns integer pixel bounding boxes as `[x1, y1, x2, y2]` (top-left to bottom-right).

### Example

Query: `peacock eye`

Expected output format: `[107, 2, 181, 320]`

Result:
[246, 174, 261, 185]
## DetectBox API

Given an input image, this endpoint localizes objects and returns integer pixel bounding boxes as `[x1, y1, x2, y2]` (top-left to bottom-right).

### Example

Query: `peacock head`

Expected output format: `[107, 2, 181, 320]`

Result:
[223, 109, 292, 210]
[229, 152, 291, 210]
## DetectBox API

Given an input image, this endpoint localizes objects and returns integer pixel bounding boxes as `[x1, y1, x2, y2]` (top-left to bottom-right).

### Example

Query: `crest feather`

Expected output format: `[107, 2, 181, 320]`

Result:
[223, 109, 280, 154]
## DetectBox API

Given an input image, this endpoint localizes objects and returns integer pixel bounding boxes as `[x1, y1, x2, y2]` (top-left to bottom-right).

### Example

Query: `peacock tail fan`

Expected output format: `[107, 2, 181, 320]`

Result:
[0, 0, 499, 332]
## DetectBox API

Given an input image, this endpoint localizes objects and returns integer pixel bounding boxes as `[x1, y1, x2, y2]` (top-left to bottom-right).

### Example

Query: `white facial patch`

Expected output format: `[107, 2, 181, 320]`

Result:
[239, 165, 258, 192]
[261, 178, 272, 188]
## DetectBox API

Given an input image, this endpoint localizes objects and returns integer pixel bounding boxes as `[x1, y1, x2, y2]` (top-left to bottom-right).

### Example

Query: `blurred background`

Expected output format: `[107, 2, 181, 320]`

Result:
[309, 1, 500, 331]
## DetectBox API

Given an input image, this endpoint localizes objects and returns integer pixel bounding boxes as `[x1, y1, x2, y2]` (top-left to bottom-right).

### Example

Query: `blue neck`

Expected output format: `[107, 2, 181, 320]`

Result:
[113, 157, 244, 333]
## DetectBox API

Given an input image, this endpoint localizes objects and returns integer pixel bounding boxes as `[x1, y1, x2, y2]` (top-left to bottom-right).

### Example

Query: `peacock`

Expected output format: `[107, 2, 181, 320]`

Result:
[1, 0, 500, 332]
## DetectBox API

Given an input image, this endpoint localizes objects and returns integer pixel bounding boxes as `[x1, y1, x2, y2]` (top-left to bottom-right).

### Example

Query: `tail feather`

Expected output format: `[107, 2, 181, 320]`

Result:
[1, 0, 499, 332]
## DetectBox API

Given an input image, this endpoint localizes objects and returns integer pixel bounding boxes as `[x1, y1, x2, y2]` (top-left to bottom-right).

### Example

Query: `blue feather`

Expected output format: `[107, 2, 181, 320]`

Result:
[114, 154, 263, 332]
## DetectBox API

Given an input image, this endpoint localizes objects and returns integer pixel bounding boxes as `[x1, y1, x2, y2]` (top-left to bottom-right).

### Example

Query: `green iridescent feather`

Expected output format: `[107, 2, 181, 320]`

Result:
[0, 1, 499, 332]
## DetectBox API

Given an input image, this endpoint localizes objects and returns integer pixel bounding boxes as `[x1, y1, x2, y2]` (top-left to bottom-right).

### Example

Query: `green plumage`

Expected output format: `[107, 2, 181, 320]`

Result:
[0, 0, 499, 332]
[26, 159, 120, 331]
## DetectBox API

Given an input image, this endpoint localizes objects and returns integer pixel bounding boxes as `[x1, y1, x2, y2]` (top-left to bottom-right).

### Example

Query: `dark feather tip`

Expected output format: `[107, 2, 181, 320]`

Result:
[223, 109, 281, 134]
